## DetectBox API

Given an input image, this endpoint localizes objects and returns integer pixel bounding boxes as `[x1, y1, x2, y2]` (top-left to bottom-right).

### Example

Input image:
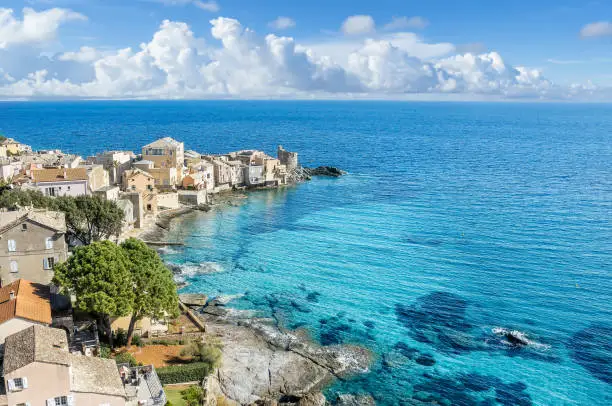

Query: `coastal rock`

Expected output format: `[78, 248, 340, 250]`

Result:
[334, 394, 376, 406]
[304, 166, 346, 177]
[179, 293, 209, 307]
[200, 310, 372, 405]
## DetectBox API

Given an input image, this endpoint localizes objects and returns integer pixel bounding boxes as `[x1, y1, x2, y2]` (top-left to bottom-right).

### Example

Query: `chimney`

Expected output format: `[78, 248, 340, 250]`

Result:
[9, 290, 15, 300]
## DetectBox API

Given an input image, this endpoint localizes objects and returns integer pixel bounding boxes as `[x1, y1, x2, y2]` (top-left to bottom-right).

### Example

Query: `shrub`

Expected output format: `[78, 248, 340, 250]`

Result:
[132, 334, 144, 347]
[100, 345, 111, 359]
[180, 339, 222, 368]
[150, 339, 184, 346]
[114, 328, 128, 347]
[156, 363, 213, 385]
[181, 385, 205, 406]
[114, 352, 138, 367]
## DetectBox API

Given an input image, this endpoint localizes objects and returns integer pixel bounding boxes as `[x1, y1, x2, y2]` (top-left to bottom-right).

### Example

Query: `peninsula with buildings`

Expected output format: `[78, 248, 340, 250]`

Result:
[0, 135, 366, 406]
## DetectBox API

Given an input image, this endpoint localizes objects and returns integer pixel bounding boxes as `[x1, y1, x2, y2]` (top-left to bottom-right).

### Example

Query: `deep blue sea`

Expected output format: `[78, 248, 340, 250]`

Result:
[1, 101, 611, 405]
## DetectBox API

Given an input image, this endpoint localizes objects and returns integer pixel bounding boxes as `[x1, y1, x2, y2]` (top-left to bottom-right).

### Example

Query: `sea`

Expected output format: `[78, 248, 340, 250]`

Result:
[1, 101, 610, 405]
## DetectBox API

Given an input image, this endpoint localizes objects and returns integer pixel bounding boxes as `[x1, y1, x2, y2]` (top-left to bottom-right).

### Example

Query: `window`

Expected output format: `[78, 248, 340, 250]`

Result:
[22, 223, 27, 230]
[147, 204, 152, 211]
[67, 186, 71, 191]
[10, 261, 18, 273]
[131, 185, 136, 191]
[7, 377, 27, 391]
[45, 237, 54, 249]
[55, 396, 67, 405]
[43, 257, 55, 270]
[8, 239, 16, 251]
[46, 187, 56, 197]
[47, 396, 73, 406]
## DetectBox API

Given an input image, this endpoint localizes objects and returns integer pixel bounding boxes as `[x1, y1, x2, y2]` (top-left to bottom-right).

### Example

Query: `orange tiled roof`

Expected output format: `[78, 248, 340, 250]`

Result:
[0, 279, 52, 325]
[32, 168, 87, 183]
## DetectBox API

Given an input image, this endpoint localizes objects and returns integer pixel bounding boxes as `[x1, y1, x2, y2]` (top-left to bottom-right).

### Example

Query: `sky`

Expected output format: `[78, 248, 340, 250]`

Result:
[0, 0, 611, 100]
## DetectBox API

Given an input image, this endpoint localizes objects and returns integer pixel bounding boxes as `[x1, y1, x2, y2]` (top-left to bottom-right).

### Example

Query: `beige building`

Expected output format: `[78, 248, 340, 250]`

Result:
[3, 325, 127, 406]
[0, 210, 68, 286]
[93, 150, 135, 185]
[122, 168, 155, 193]
[80, 164, 110, 193]
[0, 279, 52, 344]
[141, 137, 184, 187]
[0, 138, 25, 156]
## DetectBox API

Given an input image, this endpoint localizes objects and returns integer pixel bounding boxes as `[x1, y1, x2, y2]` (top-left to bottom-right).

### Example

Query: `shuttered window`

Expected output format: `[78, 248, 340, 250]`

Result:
[45, 237, 54, 249]
[10, 261, 18, 273]
[8, 239, 16, 251]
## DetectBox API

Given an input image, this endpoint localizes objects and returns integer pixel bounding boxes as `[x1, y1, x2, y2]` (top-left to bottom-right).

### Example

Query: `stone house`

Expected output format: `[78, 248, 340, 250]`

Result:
[0, 210, 68, 286]
[3, 325, 127, 406]
[92, 150, 135, 185]
[0, 138, 27, 156]
[93, 185, 120, 201]
[122, 168, 155, 193]
[141, 137, 185, 187]
[0, 279, 52, 344]
[79, 164, 110, 193]
[30, 168, 89, 197]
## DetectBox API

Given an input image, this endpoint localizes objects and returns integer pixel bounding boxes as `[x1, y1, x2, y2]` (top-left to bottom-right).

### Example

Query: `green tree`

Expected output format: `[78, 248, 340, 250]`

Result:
[180, 386, 205, 406]
[120, 238, 179, 347]
[53, 241, 135, 348]
[0, 190, 124, 246]
[57, 195, 124, 245]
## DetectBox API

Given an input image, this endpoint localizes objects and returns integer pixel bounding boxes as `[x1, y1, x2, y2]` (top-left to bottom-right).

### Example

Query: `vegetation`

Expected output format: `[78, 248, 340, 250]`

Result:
[180, 386, 205, 406]
[0, 189, 124, 245]
[0, 134, 6, 142]
[121, 238, 179, 347]
[114, 351, 138, 367]
[132, 334, 144, 347]
[100, 345, 112, 359]
[180, 339, 222, 368]
[150, 339, 186, 346]
[156, 363, 214, 385]
[53, 241, 135, 348]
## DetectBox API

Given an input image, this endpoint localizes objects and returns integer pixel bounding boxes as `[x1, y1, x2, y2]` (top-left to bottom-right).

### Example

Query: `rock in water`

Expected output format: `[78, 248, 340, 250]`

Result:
[305, 166, 346, 177]
[335, 394, 376, 406]
[179, 293, 208, 306]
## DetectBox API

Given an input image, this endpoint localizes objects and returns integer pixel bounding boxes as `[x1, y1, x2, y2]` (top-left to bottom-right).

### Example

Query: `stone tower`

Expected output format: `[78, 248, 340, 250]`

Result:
[277, 145, 298, 172]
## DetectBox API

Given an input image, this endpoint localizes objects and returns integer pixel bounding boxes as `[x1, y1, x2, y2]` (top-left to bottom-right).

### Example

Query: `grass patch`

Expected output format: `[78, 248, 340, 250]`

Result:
[164, 386, 187, 406]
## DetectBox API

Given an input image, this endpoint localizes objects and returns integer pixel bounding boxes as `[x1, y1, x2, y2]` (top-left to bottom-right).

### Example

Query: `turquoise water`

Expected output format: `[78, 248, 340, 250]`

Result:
[1, 101, 611, 405]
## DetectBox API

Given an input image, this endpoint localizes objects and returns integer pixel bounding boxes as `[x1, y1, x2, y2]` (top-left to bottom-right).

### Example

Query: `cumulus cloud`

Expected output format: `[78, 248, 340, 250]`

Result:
[341, 15, 375, 36]
[384, 16, 429, 31]
[0, 7, 86, 48]
[269, 16, 296, 31]
[0, 11, 607, 100]
[580, 21, 612, 38]
[58, 46, 102, 63]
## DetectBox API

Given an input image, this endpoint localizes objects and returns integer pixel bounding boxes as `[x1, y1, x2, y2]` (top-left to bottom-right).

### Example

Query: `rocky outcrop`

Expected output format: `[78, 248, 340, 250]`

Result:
[304, 166, 346, 178]
[334, 394, 376, 406]
[200, 304, 372, 405]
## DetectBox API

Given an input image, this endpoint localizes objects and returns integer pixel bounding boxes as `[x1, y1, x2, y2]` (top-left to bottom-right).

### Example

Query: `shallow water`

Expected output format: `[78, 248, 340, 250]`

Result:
[2, 101, 611, 405]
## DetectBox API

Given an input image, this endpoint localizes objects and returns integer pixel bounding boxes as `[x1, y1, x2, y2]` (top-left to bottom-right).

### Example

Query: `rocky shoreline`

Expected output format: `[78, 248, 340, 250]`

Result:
[141, 176, 376, 405]
[198, 302, 372, 405]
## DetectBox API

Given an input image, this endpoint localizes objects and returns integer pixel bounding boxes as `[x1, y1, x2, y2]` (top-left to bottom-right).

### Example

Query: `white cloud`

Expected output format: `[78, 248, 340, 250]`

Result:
[0, 7, 86, 49]
[341, 15, 375, 36]
[193, 1, 220, 12]
[269, 16, 296, 31]
[153, 0, 220, 12]
[580, 21, 612, 38]
[58, 46, 102, 63]
[384, 16, 429, 31]
[0, 11, 607, 100]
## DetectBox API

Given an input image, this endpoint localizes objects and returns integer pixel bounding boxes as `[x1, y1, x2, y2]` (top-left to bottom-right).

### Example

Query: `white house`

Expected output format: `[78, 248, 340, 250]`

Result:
[30, 168, 89, 197]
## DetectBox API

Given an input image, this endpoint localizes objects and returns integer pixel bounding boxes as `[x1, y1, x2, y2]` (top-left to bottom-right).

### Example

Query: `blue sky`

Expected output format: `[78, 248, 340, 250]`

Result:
[1, 0, 611, 99]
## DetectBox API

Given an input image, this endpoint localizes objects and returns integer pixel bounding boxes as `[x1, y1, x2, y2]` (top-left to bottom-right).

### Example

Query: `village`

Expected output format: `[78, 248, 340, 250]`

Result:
[0, 135, 308, 406]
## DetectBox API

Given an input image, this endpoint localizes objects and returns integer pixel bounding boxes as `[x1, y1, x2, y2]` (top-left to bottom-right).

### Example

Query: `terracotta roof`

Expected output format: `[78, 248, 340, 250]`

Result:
[0, 280, 52, 326]
[31, 168, 88, 183]
[125, 168, 154, 179]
